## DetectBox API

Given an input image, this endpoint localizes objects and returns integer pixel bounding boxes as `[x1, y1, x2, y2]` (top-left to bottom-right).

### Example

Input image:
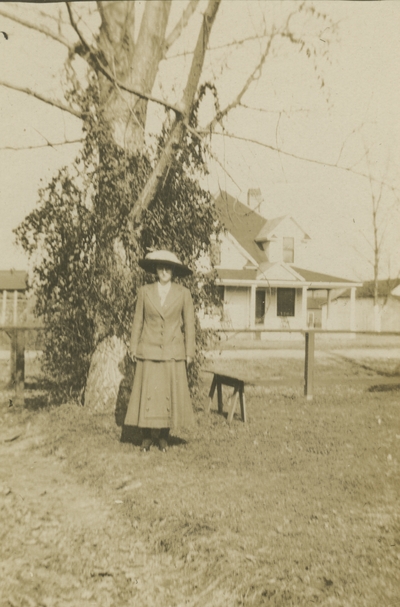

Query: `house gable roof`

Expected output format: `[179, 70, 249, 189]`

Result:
[213, 191, 361, 288]
[255, 216, 310, 242]
[292, 267, 359, 285]
[214, 191, 267, 265]
[257, 262, 304, 282]
[0, 270, 27, 291]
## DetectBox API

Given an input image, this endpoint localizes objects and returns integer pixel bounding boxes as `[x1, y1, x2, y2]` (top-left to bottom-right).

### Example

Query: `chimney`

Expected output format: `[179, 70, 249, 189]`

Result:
[247, 188, 263, 213]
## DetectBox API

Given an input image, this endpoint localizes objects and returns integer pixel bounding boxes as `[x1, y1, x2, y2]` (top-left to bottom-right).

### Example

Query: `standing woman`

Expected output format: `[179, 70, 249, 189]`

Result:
[124, 250, 195, 452]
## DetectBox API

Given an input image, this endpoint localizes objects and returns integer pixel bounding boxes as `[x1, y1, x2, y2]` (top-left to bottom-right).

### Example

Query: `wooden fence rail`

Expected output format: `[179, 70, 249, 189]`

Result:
[1, 327, 399, 405]
[215, 328, 400, 400]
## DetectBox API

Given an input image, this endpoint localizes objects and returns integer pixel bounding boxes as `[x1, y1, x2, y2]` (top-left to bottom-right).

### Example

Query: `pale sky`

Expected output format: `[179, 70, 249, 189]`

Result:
[0, 1, 399, 281]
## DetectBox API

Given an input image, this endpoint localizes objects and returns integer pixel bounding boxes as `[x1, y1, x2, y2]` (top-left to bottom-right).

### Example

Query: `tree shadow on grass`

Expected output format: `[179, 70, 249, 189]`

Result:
[368, 383, 400, 393]
[23, 393, 50, 411]
[114, 354, 138, 443]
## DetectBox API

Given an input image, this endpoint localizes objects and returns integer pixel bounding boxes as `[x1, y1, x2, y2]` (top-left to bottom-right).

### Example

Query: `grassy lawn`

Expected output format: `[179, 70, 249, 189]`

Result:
[1, 353, 400, 606]
[212, 333, 400, 352]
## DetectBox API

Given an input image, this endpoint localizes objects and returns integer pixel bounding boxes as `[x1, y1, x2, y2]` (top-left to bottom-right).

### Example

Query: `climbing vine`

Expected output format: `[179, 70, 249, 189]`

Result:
[15, 85, 221, 402]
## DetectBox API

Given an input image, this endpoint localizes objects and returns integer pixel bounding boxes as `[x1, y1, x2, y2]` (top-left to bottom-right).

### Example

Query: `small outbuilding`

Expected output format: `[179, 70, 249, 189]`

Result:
[325, 279, 400, 332]
[0, 270, 28, 326]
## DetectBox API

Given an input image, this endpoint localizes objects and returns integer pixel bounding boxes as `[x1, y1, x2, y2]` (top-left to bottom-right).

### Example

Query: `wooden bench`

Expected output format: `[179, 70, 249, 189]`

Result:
[205, 371, 247, 424]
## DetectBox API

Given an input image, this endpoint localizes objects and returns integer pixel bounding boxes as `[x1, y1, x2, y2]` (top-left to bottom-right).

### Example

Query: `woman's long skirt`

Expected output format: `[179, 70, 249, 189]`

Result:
[124, 359, 194, 429]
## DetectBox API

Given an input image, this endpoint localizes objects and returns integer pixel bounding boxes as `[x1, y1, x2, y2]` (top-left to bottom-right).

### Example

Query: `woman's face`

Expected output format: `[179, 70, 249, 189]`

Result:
[156, 264, 173, 285]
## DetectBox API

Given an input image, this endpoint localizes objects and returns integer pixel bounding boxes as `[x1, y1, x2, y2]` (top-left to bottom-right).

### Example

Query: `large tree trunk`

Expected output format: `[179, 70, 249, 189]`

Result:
[85, 2, 172, 411]
[84, 0, 220, 412]
[97, 1, 171, 152]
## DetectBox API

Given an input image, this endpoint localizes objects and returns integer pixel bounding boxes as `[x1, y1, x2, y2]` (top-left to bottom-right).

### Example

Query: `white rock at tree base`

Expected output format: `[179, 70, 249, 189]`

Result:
[84, 335, 127, 412]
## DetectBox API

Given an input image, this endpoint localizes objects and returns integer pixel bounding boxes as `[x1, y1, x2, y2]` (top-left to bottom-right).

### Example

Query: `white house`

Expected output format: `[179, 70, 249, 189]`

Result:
[205, 191, 361, 333]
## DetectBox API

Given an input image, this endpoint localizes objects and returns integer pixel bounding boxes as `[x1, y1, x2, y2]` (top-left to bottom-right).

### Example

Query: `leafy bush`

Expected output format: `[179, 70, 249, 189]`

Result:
[15, 86, 221, 403]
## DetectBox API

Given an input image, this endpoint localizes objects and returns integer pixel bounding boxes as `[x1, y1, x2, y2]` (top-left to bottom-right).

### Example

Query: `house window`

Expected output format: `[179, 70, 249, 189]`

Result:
[277, 288, 295, 317]
[283, 237, 294, 263]
[255, 289, 266, 324]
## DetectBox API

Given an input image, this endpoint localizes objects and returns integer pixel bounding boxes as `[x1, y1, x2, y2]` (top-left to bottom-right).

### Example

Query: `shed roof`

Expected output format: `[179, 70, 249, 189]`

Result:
[338, 278, 400, 299]
[0, 270, 28, 291]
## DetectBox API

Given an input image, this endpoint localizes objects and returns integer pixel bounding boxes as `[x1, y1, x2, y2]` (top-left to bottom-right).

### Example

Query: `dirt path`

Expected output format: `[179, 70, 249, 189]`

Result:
[1, 406, 114, 606]
[0, 403, 191, 607]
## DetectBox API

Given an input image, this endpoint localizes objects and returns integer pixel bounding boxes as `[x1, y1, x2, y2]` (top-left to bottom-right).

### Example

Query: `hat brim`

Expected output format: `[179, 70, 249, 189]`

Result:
[138, 259, 192, 277]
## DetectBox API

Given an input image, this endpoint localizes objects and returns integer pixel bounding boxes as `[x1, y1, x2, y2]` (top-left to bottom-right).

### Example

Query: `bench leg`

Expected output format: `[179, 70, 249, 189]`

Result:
[217, 380, 223, 415]
[239, 387, 247, 423]
[227, 387, 239, 425]
[206, 375, 217, 413]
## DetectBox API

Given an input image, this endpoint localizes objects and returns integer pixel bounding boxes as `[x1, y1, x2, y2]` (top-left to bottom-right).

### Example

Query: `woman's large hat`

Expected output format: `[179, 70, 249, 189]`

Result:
[139, 250, 192, 277]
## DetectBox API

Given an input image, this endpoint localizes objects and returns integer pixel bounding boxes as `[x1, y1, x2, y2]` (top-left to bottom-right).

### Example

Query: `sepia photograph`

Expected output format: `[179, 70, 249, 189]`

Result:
[0, 1, 399, 605]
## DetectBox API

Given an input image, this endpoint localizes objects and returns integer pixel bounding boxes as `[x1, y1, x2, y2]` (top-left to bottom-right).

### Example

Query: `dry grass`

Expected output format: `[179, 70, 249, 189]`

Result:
[213, 333, 400, 352]
[1, 352, 400, 606]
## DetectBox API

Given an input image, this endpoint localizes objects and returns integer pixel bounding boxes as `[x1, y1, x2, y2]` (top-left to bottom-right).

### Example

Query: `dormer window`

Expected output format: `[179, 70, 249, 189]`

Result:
[283, 237, 294, 263]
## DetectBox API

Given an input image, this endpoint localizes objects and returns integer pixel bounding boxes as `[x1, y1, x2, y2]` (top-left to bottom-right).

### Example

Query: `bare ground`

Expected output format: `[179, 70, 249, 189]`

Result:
[0, 349, 400, 607]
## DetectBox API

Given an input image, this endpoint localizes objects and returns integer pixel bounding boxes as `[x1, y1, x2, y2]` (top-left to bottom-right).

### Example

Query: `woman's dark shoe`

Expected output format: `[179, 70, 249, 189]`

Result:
[159, 438, 168, 452]
[140, 438, 152, 452]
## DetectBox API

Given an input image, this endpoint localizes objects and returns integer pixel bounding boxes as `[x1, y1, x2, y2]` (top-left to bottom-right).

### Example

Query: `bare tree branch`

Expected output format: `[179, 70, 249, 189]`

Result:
[205, 31, 276, 131]
[66, 2, 185, 118]
[0, 79, 82, 119]
[210, 131, 400, 193]
[238, 103, 310, 116]
[65, 2, 94, 52]
[209, 147, 243, 192]
[167, 33, 274, 59]
[130, 0, 221, 225]
[0, 6, 71, 49]
[95, 1, 105, 18]
[164, 0, 199, 54]
[37, 7, 70, 28]
[0, 139, 83, 152]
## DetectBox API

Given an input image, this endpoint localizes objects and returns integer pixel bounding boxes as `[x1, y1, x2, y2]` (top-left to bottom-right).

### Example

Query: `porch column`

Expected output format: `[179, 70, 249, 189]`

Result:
[1, 290, 6, 325]
[326, 289, 333, 330]
[249, 284, 256, 329]
[302, 286, 308, 329]
[13, 290, 18, 326]
[350, 287, 356, 332]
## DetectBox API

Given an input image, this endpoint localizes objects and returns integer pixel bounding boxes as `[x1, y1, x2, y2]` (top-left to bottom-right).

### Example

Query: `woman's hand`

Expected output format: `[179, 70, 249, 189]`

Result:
[186, 356, 193, 366]
[129, 352, 137, 363]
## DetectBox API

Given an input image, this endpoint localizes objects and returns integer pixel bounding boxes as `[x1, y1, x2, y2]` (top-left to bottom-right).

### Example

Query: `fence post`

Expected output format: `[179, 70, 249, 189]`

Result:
[304, 331, 315, 400]
[10, 329, 17, 387]
[10, 329, 25, 405]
